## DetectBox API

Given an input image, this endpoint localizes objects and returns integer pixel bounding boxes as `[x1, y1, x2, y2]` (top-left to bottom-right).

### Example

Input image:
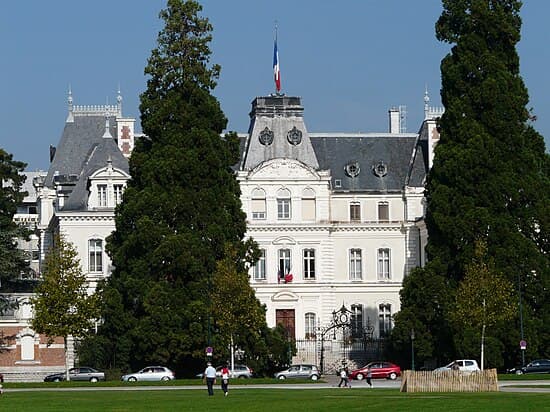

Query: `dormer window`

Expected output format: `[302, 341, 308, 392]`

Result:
[373, 161, 388, 177]
[345, 161, 360, 178]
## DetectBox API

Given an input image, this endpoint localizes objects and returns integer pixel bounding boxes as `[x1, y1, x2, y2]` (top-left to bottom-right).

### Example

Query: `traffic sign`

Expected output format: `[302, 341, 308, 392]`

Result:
[206, 346, 213, 356]
[520, 340, 527, 350]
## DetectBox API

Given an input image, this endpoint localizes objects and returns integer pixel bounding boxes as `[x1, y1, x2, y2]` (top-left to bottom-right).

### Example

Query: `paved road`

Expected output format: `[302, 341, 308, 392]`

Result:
[3, 377, 548, 393]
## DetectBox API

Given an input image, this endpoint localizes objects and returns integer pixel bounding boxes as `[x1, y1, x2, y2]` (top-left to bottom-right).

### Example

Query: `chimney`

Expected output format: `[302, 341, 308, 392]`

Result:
[389, 107, 400, 134]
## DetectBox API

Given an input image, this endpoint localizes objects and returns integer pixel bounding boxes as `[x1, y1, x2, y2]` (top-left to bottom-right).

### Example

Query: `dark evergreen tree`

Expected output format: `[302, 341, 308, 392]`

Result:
[391, 0, 549, 367]
[0, 148, 29, 313]
[96, 0, 262, 375]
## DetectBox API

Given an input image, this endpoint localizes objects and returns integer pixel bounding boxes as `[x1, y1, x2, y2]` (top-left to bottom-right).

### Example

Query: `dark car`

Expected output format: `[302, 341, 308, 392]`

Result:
[349, 361, 401, 380]
[507, 359, 550, 375]
[44, 367, 105, 382]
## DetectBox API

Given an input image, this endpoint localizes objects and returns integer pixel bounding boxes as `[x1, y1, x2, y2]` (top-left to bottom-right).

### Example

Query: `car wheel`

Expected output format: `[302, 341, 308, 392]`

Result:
[128, 377, 137, 382]
[356, 373, 364, 381]
[515, 370, 523, 375]
[238, 375, 246, 379]
[310, 374, 319, 381]
[388, 372, 397, 380]
[90, 377, 98, 383]
[53, 378, 61, 382]
[278, 375, 286, 380]
[161, 376, 170, 381]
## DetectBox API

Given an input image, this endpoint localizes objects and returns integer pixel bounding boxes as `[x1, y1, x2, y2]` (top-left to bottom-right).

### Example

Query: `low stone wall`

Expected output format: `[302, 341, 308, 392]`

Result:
[1, 366, 65, 382]
[400, 369, 499, 392]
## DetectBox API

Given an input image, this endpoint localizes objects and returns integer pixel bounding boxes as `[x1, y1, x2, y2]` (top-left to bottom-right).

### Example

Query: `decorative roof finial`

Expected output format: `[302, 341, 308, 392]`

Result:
[424, 85, 430, 120]
[102, 111, 112, 139]
[117, 84, 122, 116]
[66, 85, 74, 123]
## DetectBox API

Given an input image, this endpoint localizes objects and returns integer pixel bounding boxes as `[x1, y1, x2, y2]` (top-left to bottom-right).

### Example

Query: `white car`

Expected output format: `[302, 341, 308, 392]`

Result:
[435, 359, 480, 373]
[121, 366, 175, 382]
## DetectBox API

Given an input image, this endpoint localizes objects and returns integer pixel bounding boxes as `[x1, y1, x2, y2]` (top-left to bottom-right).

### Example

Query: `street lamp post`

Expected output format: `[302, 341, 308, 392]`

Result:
[518, 270, 525, 367]
[410, 329, 415, 371]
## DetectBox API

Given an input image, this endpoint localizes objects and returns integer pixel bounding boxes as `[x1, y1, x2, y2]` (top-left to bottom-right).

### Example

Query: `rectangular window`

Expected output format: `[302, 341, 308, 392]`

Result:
[378, 304, 392, 337]
[114, 184, 124, 205]
[88, 239, 103, 272]
[350, 203, 361, 222]
[378, 202, 389, 222]
[278, 249, 291, 281]
[251, 198, 266, 219]
[277, 199, 291, 219]
[349, 249, 362, 280]
[351, 304, 363, 338]
[305, 313, 316, 339]
[303, 249, 316, 279]
[98, 185, 108, 207]
[377, 248, 391, 280]
[254, 249, 266, 280]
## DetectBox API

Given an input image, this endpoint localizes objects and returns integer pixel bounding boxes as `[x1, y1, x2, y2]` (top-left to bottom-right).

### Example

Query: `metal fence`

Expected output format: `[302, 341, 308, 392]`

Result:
[293, 337, 387, 374]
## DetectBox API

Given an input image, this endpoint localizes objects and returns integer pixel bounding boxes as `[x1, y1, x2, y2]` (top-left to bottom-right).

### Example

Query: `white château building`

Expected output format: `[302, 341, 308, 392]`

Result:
[0, 89, 441, 380]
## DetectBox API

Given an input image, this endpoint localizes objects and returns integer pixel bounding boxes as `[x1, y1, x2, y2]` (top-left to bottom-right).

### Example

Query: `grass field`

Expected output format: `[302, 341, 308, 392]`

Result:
[1, 387, 549, 412]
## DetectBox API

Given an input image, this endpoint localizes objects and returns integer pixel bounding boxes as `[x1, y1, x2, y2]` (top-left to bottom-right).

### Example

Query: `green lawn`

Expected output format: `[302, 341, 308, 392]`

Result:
[1, 388, 549, 412]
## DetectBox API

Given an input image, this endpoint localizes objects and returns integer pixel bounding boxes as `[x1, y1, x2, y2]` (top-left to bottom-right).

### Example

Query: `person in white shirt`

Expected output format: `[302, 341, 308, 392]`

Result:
[203, 362, 217, 396]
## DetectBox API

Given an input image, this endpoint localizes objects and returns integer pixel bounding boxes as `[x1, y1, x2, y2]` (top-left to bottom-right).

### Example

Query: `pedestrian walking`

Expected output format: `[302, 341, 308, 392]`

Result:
[366, 366, 373, 388]
[338, 368, 347, 387]
[221, 363, 230, 396]
[203, 361, 217, 396]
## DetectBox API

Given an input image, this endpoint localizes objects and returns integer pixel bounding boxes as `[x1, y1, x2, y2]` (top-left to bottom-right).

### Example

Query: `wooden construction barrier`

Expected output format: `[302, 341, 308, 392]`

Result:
[400, 369, 499, 392]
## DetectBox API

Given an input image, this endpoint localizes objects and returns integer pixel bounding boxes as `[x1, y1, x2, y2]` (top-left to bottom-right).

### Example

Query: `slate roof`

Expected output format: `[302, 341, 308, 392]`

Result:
[45, 115, 129, 211]
[310, 133, 427, 192]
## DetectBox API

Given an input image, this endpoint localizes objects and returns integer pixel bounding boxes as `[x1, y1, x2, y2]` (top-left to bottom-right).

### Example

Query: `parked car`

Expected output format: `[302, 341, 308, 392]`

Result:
[435, 359, 480, 373]
[196, 364, 254, 379]
[507, 359, 550, 375]
[44, 367, 105, 382]
[349, 361, 401, 380]
[274, 364, 320, 380]
[121, 366, 175, 382]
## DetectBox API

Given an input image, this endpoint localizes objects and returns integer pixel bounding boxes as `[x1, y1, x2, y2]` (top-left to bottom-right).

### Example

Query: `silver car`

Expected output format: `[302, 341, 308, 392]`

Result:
[121, 366, 175, 382]
[274, 364, 320, 380]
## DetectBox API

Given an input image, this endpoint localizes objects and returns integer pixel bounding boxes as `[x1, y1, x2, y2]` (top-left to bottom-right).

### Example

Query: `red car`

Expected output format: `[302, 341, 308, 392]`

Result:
[349, 361, 401, 380]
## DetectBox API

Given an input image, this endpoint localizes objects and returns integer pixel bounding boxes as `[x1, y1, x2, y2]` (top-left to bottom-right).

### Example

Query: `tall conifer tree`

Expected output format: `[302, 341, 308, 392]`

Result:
[391, 0, 549, 367]
[97, 0, 261, 374]
[0, 148, 29, 313]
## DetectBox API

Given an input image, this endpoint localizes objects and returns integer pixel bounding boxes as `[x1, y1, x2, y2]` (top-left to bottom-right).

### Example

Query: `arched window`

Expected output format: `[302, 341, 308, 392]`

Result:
[305, 312, 316, 339]
[21, 335, 35, 361]
[301, 188, 316, 221]
[88, 239, 103, 272]
[251, 188, 266, 220]
[350, 201, 361, 222]
[277, 189, 291, 220]
[378, 201, 389, 222]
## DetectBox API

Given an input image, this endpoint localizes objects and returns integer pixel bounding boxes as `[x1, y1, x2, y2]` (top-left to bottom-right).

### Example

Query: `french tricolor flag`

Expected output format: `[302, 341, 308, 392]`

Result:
[273, 37, 281, 93]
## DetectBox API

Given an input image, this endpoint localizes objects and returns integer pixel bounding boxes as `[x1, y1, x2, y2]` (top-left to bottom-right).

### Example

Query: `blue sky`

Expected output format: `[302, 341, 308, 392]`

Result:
[1, 1, 548, 171]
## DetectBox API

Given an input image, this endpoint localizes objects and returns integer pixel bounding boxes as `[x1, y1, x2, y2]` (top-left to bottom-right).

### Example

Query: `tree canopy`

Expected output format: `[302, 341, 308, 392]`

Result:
[96, 0, 261, 375]
[391, 0, 549, 368]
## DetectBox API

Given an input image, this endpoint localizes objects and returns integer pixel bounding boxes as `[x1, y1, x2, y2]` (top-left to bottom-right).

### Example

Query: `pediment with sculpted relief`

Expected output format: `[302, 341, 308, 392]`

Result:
[250, 159, 319, 180]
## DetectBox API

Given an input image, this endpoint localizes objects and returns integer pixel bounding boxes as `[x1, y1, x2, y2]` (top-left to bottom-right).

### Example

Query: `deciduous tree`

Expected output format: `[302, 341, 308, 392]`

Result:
[31, 235, 99, 380]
